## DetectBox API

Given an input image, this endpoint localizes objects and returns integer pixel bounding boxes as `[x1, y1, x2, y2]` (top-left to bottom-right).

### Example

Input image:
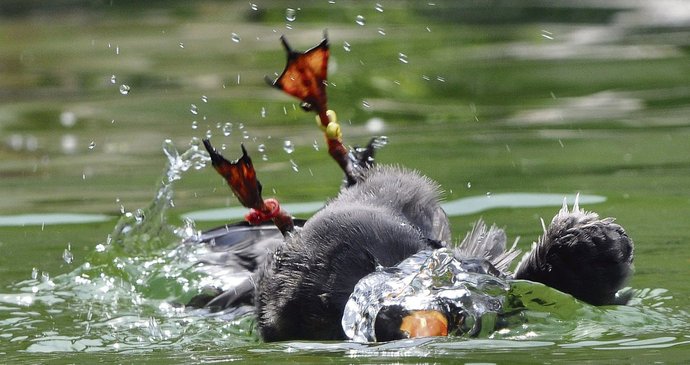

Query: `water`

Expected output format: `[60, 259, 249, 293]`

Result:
[1, 1, 690, 363]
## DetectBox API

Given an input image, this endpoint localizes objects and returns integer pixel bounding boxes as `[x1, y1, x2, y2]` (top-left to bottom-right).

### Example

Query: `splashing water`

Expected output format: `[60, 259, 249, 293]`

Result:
[342, 249, 688, 343]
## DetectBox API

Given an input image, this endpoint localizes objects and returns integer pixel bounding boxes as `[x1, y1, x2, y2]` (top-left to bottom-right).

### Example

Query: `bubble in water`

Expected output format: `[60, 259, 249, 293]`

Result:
[110, 75, 117, 84]
[362, 100, 371, 108]
[31, 267, 39, 280]
[179, 42, 184, 48]
[343, 41, 351, 52]
[205, 129, 213, 139]
[242, 130, 249, 139]
[257, 144, 266, 153]
[88, 141, 96, 150]
[119, 84, 130, 95]
[260, 107, 267, 118]
[201, 95, 208, 103]
[312, 139, 320, 151]
[377, 28, 386, 36]
[190, 104, 198, 115]
[398, 53, 409, 64]
[355, 15, 366, 26]
[486, 192, 492, 198]
[290, 159, 299, 172]
[191, 121, 198, 130]
[466, 182, 472, 188]
[285, 8, 297, 22]
[231, 33, 241, 43]
[222, 122, 232, 136]
[375, 3, 384, 12]
[283, 140, 294, 154]
[250, 3, 258, 11]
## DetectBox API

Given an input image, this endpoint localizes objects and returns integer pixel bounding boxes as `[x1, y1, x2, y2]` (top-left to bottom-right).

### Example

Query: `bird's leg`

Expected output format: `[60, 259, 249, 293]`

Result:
[266, 33, 364, 185]
[203, 139, 294, 235]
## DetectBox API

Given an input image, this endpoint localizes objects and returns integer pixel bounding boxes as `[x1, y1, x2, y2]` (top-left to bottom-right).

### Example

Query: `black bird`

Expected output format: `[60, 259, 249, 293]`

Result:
[190, 164, 634, 342]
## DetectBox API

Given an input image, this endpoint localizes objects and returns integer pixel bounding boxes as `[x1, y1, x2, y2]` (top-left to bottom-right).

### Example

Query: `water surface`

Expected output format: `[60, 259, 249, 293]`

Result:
[1, 1, 689, 363]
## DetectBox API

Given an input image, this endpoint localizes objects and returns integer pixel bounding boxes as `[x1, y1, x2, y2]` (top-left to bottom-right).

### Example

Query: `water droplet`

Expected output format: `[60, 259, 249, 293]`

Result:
[119, 84, 130, 95]
[60, 111, 77, 127]
[62, 247, 74, 264]
[486, 192, 492, 198]
[398, 53, 409, 64]
[466, 182, 472, 188]
[190, 104, 198, 115]
[134, 209, 145, 223]
[110, 75, 117, 84]
[242, 130, 249, 139]
[343, 41, 351, 52]
[262, 154, 268, 161]
[286, 8, 297, 22]
[257, 144, 266, 153]
[260, 107, 267, 118]
[375, 3, 384, 12]
[231, 33, 241, 43]
[372, 135, 388, 149]
[250, 3, 258, 11]
[355, 15, 366, 26]
[283, 140, 294, 154]
[377, 27, 386, 36]
[179, 42, 184, 48]
[205, 129, 213, 139]
[88, 141, 96, 150]
[222, 122, 232, 136]
[290, 159, 299, 172]
[436, 76, 445, 82]
[365, 117, 385, 133]
[191, 121, 198, 130]
[312, 140, 320, 151]
[541, 29, 554, 40]
[201, 95, 208, 103]
[362, 100, 371, 108]
[238, 122, 245, 130]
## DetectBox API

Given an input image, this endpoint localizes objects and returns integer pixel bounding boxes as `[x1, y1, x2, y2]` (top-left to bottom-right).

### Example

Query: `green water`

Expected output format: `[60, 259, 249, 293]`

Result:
[1, 1, 690, 363]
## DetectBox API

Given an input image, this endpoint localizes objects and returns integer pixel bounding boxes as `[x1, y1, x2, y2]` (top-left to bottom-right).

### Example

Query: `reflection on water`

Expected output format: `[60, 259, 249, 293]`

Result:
[184, 193, 605, 221]
[0, 213, 111, 226]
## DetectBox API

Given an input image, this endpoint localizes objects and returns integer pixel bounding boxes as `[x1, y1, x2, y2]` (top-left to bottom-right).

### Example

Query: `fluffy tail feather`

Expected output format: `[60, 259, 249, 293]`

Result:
[514, 197, 634, 305]
[455, 219, 521, 273]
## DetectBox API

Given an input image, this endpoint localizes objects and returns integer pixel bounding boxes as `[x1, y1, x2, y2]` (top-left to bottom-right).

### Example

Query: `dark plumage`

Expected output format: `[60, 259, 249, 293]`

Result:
[191, 166, 634, 342]
[255, 165, 450, 341]
[513, 201, 634, 305]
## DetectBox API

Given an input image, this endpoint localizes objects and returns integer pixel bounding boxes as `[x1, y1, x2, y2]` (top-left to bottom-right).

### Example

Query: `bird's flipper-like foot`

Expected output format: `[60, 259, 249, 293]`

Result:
[267, 33, 364, 185]
[203, 139, 294, 235]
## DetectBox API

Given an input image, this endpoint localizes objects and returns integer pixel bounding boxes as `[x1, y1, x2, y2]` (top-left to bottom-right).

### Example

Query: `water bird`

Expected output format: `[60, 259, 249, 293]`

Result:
[186, 34, 634, 342]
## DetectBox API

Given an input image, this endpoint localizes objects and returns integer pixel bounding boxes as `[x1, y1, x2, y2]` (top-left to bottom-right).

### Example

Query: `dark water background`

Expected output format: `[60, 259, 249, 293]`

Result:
[1, 1, 689, 363]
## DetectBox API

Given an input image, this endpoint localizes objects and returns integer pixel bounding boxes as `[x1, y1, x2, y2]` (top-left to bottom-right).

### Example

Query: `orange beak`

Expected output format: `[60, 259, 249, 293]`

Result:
[399, 310, 449, 338]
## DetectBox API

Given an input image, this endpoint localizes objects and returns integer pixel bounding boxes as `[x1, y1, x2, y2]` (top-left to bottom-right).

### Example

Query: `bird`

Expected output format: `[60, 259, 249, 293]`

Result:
[188, 163, 634, 342]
